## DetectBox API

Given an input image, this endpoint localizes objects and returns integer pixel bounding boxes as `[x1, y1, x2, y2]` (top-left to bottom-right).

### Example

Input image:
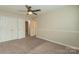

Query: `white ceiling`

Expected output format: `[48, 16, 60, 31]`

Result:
[0, 5, 64, 15]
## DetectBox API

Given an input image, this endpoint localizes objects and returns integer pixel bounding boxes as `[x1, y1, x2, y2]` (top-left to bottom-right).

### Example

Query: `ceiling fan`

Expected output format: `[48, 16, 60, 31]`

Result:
[20, 5, 41, 15]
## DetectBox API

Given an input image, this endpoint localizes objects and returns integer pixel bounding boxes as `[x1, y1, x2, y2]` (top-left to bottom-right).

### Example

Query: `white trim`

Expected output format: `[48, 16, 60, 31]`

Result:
[0, 37, 25, 43]
[37, 35, 79, 50]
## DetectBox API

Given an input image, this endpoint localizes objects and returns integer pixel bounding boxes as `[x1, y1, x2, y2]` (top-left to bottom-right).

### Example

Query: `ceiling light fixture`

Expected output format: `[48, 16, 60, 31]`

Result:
[28, 11, 32, 15]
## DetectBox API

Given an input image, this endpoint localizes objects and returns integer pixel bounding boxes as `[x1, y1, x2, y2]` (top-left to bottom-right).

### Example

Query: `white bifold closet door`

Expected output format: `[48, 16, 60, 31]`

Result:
[0, 16, 18, 42]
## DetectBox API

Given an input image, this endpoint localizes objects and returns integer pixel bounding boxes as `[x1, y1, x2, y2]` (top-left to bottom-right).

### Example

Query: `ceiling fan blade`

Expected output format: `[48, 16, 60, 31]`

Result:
[33, 12, 37, 15]
[25, 5, 31, 9]
[32, 9, 41, 12]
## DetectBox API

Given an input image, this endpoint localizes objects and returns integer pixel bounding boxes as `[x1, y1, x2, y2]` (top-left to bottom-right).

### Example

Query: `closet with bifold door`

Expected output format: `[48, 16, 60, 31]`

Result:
[0, 15, 18, 42]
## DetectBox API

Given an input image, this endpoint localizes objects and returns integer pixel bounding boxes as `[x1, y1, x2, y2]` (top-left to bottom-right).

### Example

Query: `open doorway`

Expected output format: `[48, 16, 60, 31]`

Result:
[25, 21, 29, 37]
[25, 20, 37, 37]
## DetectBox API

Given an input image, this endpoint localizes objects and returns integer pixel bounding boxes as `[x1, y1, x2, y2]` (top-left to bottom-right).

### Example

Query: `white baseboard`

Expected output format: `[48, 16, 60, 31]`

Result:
[37, 35, 79, 50]
[0, 37, 25, 43]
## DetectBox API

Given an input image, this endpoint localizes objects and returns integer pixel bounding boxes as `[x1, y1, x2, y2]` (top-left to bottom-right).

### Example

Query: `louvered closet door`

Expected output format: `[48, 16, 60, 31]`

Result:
[0, 16, 11, 42]
[0, 16, 5, 42]
[18, 17, 25, 39]
[9, 16, 18, 40]
[0, 16, 18, 42]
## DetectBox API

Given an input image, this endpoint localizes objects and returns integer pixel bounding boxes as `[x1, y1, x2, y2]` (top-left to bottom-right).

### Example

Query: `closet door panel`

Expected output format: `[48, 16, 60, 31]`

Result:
[9, 17, 18, 40]
[18, 17, 25, 39]
[0, 16, 12, 42]
[0, 16, 18, 42]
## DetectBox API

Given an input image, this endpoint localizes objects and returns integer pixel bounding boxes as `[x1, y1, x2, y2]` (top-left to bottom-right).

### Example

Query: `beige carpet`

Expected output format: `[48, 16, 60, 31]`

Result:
[0, 36, 78, 54]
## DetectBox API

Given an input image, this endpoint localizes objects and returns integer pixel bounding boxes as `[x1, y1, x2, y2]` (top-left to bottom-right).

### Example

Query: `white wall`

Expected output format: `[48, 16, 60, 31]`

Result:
[0, 10, 27, 42]
[37, 6, 79, 49]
